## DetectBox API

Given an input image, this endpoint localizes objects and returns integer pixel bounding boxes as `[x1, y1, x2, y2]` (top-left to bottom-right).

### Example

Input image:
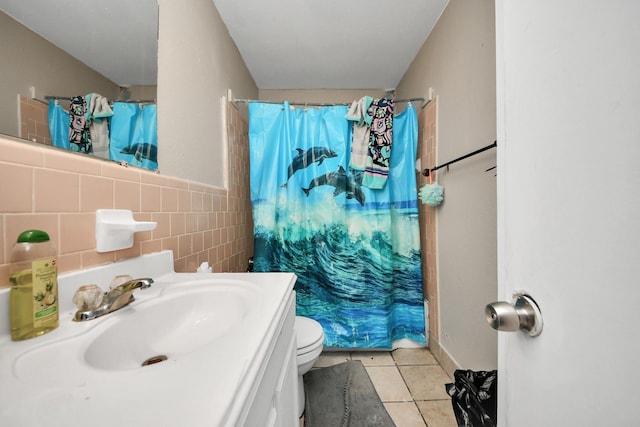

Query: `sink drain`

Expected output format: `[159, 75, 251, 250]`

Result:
[141, 355, 168, 366]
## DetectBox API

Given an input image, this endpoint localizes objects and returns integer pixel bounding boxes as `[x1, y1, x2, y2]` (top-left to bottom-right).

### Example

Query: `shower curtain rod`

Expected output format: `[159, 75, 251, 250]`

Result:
[233, 97, 426, 108]
[422, 141, 497, 177]
[43, 95, 156, 104]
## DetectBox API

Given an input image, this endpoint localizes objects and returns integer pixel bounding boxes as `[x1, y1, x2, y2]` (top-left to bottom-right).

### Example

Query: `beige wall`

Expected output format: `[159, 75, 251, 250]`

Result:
[397, 0, 497, 370]
[0, 11, 120, 139]
[157, 0, 259, 187]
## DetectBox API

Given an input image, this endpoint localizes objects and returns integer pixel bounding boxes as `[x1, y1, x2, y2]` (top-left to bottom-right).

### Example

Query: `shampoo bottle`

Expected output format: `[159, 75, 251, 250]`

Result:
[9, 230, 59, 341]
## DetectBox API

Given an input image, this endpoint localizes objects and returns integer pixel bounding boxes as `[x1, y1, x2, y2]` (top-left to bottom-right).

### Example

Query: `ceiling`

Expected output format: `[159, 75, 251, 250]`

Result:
[1, 0, 449, 90]
[213, 0, 449, 89]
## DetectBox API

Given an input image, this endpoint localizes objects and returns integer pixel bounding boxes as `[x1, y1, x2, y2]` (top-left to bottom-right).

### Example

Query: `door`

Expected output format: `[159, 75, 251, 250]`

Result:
[495, 2, 640, 426]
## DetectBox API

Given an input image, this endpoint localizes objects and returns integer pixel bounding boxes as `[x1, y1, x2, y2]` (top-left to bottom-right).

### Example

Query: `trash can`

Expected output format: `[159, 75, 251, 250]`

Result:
[445, 369, 497, 427]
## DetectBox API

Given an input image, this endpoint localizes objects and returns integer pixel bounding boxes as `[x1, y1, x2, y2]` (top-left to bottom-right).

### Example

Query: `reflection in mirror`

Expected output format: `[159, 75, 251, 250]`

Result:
[0, 1, 158, 171]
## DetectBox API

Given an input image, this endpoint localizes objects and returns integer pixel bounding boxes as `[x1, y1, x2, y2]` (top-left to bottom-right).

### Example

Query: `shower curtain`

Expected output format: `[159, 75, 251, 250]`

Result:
[249, 101, 426, 348]
[48, 100, 158, 171]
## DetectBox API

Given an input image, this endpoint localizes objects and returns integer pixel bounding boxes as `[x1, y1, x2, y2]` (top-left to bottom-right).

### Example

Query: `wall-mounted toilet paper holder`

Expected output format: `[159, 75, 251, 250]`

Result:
[485, 293, 543, 337]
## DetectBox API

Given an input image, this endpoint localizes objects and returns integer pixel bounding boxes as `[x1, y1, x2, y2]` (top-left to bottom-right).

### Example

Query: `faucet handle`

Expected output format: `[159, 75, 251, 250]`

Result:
[72, 284, 104, 311]
[109, 275, 134, 290]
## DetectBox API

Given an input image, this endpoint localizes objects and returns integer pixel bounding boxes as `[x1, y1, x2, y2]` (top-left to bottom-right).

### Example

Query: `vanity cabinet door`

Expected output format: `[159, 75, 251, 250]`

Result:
[241, 292, 297, 426]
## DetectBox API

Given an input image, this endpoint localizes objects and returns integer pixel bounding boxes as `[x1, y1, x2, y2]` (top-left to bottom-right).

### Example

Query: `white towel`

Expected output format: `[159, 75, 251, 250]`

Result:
[86, 93, 114, 160]
[345, 96, 373, 171]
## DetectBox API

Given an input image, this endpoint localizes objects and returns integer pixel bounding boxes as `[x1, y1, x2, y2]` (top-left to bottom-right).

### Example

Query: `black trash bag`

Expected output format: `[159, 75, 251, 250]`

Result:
[445, 369, 497, 427]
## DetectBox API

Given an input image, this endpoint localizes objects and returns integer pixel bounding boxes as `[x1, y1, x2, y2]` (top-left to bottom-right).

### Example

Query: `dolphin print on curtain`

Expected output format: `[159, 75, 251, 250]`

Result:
[249, 101, 425, 348]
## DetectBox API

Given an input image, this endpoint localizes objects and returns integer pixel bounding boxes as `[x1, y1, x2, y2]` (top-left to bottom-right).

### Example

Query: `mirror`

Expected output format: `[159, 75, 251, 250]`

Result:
[0, 0, 158, 169]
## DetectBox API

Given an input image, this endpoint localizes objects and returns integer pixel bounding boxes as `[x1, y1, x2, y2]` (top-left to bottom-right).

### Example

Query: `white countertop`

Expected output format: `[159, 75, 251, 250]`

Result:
[0, 251, 296, 426]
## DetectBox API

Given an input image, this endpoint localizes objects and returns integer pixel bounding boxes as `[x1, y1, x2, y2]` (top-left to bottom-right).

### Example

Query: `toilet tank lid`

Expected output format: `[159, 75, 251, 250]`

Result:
[296, 316, 324, 349]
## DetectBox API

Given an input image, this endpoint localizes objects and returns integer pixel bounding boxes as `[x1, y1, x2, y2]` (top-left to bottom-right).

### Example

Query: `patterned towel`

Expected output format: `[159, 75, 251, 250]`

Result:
[68, 96, 92, 153]
[362, 98, 394, 189]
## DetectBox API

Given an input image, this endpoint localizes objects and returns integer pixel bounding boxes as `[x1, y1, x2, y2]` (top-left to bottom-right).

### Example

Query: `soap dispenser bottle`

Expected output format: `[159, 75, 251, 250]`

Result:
[9, 230, 59, 341]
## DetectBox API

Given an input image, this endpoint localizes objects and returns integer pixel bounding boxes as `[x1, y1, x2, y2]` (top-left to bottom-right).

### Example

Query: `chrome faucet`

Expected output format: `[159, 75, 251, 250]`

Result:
[73, 278, 154, 321]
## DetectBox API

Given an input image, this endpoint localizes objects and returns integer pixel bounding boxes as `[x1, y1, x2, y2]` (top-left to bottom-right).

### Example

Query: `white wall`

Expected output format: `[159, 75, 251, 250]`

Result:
[396, 0, 497, 370]
[157, 0, 258, 188]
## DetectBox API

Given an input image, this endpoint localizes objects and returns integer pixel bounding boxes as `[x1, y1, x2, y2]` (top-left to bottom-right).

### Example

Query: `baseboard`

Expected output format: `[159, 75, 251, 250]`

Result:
[428, 334, 460, 379]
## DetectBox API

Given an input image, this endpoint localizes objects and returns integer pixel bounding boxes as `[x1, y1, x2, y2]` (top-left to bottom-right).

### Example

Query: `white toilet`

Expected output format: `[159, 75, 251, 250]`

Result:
[295, 315, 324, 417]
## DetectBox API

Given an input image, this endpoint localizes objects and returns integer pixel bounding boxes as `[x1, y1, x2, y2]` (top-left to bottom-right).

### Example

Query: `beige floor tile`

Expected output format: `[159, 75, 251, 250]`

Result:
[313, 351, 351, 368]
[392, 348, 438, 366]
[384, 402, 427, 427]
[416, 400, 458, 427]
[399, 365, 451, 400]
[366, 366, 413, 402]
[351, 351, 396, 366]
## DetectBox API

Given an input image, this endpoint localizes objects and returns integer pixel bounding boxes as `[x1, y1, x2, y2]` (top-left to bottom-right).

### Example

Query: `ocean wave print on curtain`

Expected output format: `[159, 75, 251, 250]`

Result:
[249, 101, 425, 348]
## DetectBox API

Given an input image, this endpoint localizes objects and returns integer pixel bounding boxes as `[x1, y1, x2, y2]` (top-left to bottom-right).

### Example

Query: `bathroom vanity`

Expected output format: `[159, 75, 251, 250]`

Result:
[0, 251, 298, 426]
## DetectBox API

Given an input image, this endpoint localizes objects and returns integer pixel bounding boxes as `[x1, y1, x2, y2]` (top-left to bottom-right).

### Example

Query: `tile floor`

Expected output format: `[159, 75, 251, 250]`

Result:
[302, 347, 458, 427]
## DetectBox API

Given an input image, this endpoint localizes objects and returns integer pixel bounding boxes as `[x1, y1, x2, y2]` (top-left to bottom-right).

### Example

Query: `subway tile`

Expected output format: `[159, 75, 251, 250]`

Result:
[202, 192, 213, 211]
[161, 236, 179, 258]
[1, 100, 252, 284]
[177, 189, 191, 212]
[191, 191, 204, 212]
[203, 230, 213, 250]
[60, 213, 95, 254]
[80, 175, 114, 211]
[44, 149, 102, 175]
[141, 239, 162, 255]
[161, 187, 178, 212]
[140, 170, 168, 186]
[34, 169, 79, 212]
[192, 232, 204, 253]
[151, 212, 171, 238]
[115, 245, 141, 262]
[197, 212, 209, 231]
[185, 212, 198, 233]
[57, 252, 82, 276]
[101, 162, 141, 182]
[114, 180, 141, 211]
[173, 256, 186, 273]
[170, 213, 186, 236]
[81, 251, 115, 271]
[0, 163, 33, 213]
[178, 234, 192, 258]
[0, 138, 45, 166]
[141, 183, 162, 212]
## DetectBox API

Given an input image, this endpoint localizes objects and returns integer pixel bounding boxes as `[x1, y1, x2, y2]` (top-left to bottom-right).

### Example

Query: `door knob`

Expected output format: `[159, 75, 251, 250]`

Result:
[485, 293, 543, 337]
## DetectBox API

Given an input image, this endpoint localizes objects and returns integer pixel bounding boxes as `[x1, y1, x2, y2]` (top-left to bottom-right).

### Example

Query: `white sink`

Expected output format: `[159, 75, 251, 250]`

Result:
[0, 252, 297, 427]
[84, 283, 258, 371]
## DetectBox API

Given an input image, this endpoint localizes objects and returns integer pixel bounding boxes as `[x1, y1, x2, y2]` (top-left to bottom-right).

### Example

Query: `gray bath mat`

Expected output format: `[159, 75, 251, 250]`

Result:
[303, 360, 396, 427]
